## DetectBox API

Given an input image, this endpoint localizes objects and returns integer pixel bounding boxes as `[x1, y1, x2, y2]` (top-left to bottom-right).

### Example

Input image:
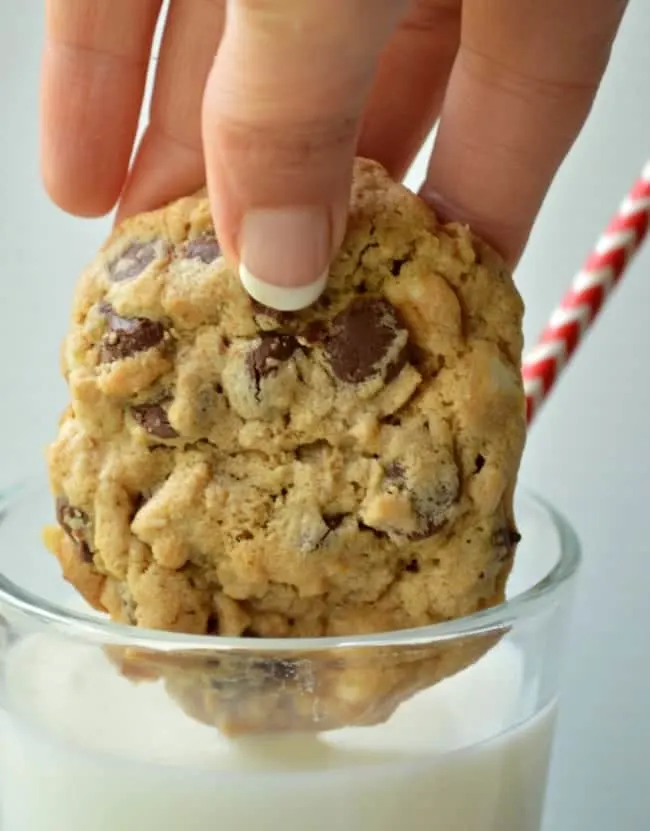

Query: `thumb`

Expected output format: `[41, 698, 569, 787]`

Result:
[202, 0, 406, 310]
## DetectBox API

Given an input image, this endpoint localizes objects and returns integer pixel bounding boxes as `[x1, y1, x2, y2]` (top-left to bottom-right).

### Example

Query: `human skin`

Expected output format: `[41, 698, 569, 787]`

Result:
[40, 0, 628, 309]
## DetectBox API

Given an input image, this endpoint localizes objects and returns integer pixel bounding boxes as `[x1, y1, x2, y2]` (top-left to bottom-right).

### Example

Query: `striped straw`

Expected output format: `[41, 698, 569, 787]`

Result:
[523, 160, 650, 423]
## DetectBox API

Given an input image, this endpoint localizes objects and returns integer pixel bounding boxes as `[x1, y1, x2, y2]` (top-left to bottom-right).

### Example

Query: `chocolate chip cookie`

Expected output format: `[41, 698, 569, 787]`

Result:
[45, 158, 525, 731]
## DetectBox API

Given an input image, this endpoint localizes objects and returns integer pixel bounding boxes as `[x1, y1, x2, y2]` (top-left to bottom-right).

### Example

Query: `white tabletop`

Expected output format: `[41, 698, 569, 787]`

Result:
[1, 2, 649, 828]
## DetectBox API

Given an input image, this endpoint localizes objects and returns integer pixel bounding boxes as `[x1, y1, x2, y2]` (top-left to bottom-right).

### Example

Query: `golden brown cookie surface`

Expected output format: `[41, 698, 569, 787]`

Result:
[47, 158, 525, 645]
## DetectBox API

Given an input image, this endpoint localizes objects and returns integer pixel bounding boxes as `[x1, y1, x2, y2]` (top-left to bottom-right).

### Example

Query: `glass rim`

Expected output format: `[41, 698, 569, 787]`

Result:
[0, 480, 581, 654]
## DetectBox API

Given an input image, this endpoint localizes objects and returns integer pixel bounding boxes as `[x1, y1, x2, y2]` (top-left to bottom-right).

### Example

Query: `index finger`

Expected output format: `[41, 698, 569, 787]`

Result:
[40, 0, 162, 217]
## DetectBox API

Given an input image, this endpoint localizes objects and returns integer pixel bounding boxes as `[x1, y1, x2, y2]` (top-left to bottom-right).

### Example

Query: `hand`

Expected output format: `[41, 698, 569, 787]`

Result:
[40, 0, 627, 309]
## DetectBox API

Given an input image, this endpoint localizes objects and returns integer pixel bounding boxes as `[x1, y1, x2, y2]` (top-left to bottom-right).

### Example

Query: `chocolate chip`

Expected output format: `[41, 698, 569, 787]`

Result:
[323, 514, 345, 531]
[384, 461, 406, 483]
[56, 498, 93, 562]
[312, 513, 346, 549]
[253, 658, 298, 683]
[404, 559, 420, 573]
[247, 334, 299, 389]
[119, 589, 138, 625]
[492, 527, 522, 548]
[185, 235, 221, 264]
[250, 299, 292, 323]
[99, 309, 167, 362]
[109, 242, 158, 282]
[56, 498, 88, 539]
[131, 402, 179, 439]
[78, 544, 93, 563]
[324, 298, 409, 384]
[474, 454, 486, 473]
[492, 526, 522, 561]
[390, 258, 408, 276]
[206, 614, 220, 635]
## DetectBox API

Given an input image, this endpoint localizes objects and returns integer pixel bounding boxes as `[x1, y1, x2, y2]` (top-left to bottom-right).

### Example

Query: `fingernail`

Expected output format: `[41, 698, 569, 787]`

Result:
[239, 207, 331, 311]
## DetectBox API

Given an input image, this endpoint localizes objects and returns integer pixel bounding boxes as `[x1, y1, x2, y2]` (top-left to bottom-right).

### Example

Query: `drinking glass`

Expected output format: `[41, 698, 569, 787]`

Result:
[0, 480, 580, 831]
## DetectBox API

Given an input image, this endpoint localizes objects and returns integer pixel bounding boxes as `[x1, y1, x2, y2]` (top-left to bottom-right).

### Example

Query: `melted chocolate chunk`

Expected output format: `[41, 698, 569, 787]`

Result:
[247, 334, 299, 384]
[131, 402, 179, 439]
[56, 498, 93, 562]
[108, 241, 158, 282]
[99, 309, 166, 363]
[404, 559, 420, 573]
[301, 320, 328, 344]
[383, 463, 458, 540]
[185, 235, 221, 264]
[474, 454, 486, 473]
[324, 298, 408, 383]
[408, 481, 458, 541]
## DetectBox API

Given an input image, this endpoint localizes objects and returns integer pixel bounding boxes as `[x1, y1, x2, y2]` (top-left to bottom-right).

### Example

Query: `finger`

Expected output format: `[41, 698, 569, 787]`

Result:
[117, 0, 226, 221]
[421, 0, 628, 263]
[358, 0, 461, 181]
[40, 0, 162, 217]
[202, 0, 408, 311]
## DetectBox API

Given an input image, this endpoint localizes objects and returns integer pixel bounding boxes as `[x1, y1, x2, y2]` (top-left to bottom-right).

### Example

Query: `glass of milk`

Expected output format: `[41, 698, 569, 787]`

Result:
[0, 482, 580, 831]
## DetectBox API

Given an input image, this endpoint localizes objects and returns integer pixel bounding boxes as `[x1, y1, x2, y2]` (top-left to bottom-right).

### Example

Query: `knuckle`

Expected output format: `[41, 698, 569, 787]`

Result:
[218, 113, 357, 168]
[461, 46, 601, 102]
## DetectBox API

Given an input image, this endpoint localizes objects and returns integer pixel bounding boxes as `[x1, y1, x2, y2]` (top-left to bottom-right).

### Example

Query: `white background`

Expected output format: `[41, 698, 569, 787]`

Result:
[0, 3, 649, 829]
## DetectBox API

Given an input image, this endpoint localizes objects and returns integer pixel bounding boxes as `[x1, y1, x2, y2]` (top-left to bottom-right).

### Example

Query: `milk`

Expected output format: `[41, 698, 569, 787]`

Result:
[0, 634, 556, 831]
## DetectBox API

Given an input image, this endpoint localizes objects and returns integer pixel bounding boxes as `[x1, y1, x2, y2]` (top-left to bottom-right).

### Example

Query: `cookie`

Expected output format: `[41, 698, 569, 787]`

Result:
[109, 625, 503, 735]
[46, 158, 525, 732]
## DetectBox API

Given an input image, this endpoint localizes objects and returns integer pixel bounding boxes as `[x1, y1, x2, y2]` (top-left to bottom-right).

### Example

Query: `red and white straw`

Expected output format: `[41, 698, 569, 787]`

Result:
[523, 160, 650, 424]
